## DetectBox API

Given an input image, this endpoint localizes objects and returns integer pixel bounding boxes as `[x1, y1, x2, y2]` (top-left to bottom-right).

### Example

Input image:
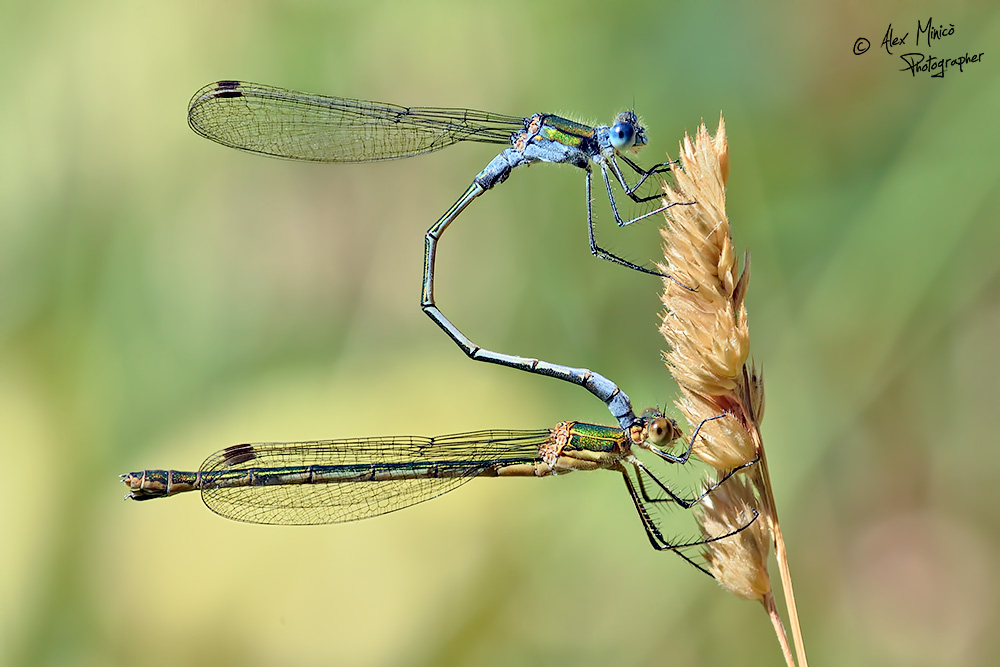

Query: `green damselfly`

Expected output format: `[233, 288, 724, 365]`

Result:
[123, 411, 757, 574]
[187, 81, 693, 430]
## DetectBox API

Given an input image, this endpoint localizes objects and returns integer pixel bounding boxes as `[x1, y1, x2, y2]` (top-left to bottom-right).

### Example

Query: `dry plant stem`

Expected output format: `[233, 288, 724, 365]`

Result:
[764, 591, 795, 667]
[751, 425, 807, 667]
[657, 118, 807, 667]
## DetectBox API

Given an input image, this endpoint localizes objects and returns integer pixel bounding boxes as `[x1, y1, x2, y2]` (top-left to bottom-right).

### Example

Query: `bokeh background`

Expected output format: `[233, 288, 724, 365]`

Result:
[3, 1, 998, 665]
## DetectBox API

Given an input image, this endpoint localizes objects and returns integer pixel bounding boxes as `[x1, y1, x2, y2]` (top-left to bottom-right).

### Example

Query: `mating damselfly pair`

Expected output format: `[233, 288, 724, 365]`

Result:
[123, 80, 757, 569]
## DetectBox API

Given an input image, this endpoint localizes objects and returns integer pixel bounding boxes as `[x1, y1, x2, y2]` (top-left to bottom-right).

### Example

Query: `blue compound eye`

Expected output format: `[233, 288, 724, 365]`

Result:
[610, 120, 636, 151]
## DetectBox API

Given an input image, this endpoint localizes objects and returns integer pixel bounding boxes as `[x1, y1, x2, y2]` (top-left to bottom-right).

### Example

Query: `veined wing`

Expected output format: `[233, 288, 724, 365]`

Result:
[187, 80, 525, 163]
[197, 429, 550, 525]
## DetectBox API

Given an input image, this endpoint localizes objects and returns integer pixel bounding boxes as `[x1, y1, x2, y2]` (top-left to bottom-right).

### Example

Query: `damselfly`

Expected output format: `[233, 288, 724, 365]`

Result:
[123, 410, 757, 574]
[187, 81, 692, 430]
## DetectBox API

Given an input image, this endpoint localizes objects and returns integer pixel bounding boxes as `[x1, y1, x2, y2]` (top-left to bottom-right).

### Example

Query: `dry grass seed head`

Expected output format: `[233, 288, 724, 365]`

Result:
[657, 119, 750, 399]
[674, 388, 755, 470]
[698, 471, 772, 601]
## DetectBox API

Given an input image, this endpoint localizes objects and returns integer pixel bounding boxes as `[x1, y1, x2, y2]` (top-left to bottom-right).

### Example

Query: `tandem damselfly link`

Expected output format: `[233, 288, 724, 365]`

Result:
[124, 410, 758, 575]
[187, 81, 694, 430]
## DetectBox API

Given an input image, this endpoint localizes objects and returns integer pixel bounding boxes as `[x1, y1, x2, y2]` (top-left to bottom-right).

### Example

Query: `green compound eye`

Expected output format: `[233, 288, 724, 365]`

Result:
[609, 120, 636, 151]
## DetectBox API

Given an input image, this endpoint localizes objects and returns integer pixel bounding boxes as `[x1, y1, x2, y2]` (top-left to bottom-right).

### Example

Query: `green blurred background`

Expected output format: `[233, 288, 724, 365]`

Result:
[2, 1, 998, 665]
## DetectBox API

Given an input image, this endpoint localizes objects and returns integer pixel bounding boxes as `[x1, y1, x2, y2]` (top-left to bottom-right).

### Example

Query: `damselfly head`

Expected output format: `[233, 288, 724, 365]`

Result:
[610, 111, 647, 153]
[647, 416, 682, 447]
[640, 408, 682, 447]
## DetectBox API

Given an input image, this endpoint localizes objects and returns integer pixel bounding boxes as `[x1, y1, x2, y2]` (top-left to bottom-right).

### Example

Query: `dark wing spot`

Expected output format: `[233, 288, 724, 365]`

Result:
[214, 80, 243, 98]
[221, 443, 256, 466]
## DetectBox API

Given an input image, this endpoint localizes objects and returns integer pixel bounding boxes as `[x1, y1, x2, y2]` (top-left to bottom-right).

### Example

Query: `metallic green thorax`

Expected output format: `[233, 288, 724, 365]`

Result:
[563, 422, 628, 454]
[537, 116, 596, 149]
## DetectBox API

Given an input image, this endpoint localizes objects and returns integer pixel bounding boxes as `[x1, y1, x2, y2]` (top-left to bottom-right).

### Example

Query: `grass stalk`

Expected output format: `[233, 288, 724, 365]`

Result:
[656, 117, 807, 666]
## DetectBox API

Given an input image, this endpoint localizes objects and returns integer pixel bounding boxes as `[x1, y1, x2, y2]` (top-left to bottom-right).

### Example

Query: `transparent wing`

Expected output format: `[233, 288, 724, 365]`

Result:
[197, 430, 549, 525]
[187, 80, 526, 163]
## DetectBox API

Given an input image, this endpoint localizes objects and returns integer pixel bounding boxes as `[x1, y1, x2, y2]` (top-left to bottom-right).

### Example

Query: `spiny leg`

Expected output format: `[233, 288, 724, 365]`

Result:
[421, 182, 640, 431]
[618, 465, 760, 570]
[632, 412, 759, 507]
[602, 160, 685, 227]
[616, 153, 677, 199]
[584, 169, 696, 290]
[631, 454, 760, 508]
[603, 155, 694, 225]
[585, 169, 664, 277]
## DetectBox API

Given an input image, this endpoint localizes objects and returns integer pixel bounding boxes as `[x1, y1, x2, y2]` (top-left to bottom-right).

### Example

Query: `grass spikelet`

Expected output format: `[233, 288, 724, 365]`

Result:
[657, 117, 807, 667]
[698, 471, 771, 602]
[675, 389, 753, 470]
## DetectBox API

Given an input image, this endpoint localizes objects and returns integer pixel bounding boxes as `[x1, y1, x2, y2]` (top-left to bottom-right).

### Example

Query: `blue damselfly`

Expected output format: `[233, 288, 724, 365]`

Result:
[187, 81, 692, 429]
